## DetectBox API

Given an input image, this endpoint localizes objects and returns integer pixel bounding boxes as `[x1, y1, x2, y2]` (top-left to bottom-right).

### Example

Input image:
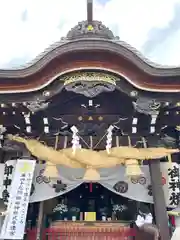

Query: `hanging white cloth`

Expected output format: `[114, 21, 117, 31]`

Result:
[135, 215, 145, 227]
[145, 214, 153, 224]
[135, 213, 153, 227]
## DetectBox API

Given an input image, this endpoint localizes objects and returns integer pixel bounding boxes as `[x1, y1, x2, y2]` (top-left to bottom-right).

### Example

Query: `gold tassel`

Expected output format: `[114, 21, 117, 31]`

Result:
[167, 154, 172, 168]
[83, 166, 100, 181]
[125, 136, 142, 177]
[125, 159, 142, 177]
[44, 135, 59, 179]
[44, 161, 59, 178]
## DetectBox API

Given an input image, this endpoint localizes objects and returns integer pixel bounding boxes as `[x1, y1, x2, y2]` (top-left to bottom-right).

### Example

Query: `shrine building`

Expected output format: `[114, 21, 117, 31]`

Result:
[0, 1, 180, 240]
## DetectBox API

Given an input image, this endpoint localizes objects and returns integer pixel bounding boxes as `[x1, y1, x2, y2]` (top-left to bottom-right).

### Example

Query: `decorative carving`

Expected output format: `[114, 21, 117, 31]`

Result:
[147, 184, 152, 196]
[52, 180, 67, 193]
[131, 176, 146, 185]
[63, 72, 117, 85]
[3, 139, 26, 152]
[113, 181, 128, 193]
[66, 20, 118, 40]
[63, 72, 116, 97]
[147, 134, 177, 148]
[0, 125, 6, 148]
[26, 100, 49, 112]
[65, 80, 116, 97]
[43, 91, 51, 97]
[36, 169, 50, 184]
[158, 135, 176, 148]
[158, 126, 177, 148]
[130, 91, 138, 97]
[133, 98, 161, 115]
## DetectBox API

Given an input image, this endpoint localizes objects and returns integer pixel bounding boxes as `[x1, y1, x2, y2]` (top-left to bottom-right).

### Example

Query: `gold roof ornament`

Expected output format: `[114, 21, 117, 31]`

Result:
[62, 72, 117, 97]
[66, 20, 116, 40]
[78, 116, 83, 121]
[87, 24, 94, 31]
[62, 72, 117, 86]
[98, 116, 103, 121]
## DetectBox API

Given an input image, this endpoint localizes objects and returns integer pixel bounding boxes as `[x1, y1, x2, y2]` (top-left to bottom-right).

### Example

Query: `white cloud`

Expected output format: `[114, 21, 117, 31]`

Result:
[97, 0, 178, 47]
[0, 0, 179, 68]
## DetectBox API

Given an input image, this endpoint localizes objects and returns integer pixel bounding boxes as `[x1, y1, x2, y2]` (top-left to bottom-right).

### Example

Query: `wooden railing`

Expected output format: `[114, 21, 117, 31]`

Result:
[26, 221, 135, 240]
[26, 228, 134, 240]
[25, 221, 161, 240]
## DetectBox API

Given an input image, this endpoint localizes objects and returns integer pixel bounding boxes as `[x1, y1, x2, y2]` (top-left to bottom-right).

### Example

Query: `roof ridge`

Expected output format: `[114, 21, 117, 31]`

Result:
[2, 38, 179, 71]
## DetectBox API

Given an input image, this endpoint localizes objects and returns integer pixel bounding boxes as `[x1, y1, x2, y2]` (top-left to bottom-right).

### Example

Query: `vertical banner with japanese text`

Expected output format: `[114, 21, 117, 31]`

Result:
[0, 159, 36, 240]
[2, 160, 16, 206]
[168, 163, 180, 207]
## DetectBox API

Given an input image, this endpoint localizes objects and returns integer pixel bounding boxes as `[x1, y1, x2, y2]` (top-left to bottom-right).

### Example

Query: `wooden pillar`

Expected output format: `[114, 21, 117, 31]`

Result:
[149, 160, 170, 240]
[35, 157, 46, 240]
[36, 201, 45, 240]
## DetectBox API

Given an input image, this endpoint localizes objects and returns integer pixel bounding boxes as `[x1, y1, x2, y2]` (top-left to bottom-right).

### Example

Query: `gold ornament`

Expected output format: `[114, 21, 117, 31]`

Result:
[8, 135, 178, 181]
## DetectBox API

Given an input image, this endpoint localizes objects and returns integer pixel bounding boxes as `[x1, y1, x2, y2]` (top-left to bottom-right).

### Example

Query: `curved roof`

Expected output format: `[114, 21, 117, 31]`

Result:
[0, 37, 180, 77]
[0, 38, 163, 72]
[1, 0, 180, 70]
[0, 0, 180, 94]
[0, 16, 180, 76]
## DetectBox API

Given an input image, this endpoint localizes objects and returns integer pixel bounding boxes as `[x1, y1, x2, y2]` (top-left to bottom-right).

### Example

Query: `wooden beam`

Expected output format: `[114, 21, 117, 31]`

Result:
[87, 0, 93, 23]
[1, 113, 180, 135]
[149, 161, 170, 240]
[37, 135, 160, 150]
[4, 135, 176, 152]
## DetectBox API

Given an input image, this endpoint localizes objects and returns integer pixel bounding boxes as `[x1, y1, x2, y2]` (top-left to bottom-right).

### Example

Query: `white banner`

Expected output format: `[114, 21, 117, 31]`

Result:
[0, 160, 36, 240]
[0, 161, 179, 207]
[168, 163, 180, 207]
[29, 163, 178, 207]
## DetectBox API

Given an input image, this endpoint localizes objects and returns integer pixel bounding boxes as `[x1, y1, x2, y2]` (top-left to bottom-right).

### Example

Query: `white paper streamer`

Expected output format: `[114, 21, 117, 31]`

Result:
[71, 126, 81, 154]
[106, 125, 114, 153]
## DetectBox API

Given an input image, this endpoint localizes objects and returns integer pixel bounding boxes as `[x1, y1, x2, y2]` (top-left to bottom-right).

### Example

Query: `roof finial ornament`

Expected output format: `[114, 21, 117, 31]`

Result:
[66, 0, 116, 40]
[87, 0, 93, 23]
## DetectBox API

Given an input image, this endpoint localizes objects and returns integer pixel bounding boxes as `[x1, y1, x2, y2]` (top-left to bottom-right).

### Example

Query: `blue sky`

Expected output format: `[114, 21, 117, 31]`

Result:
[0, 0, 180, 68]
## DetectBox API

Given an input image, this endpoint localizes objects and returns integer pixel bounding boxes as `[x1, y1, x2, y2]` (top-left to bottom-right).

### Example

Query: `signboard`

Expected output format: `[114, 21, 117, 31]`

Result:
[168, 163, 180, 207]
[0, 160, 36, 239]
[2, 160, 16, 206]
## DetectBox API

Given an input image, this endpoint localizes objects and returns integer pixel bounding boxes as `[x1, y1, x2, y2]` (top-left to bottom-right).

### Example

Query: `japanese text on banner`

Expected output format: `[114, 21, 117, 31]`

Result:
[168, 163, 180, 207]
[0, 160, 36, 240]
